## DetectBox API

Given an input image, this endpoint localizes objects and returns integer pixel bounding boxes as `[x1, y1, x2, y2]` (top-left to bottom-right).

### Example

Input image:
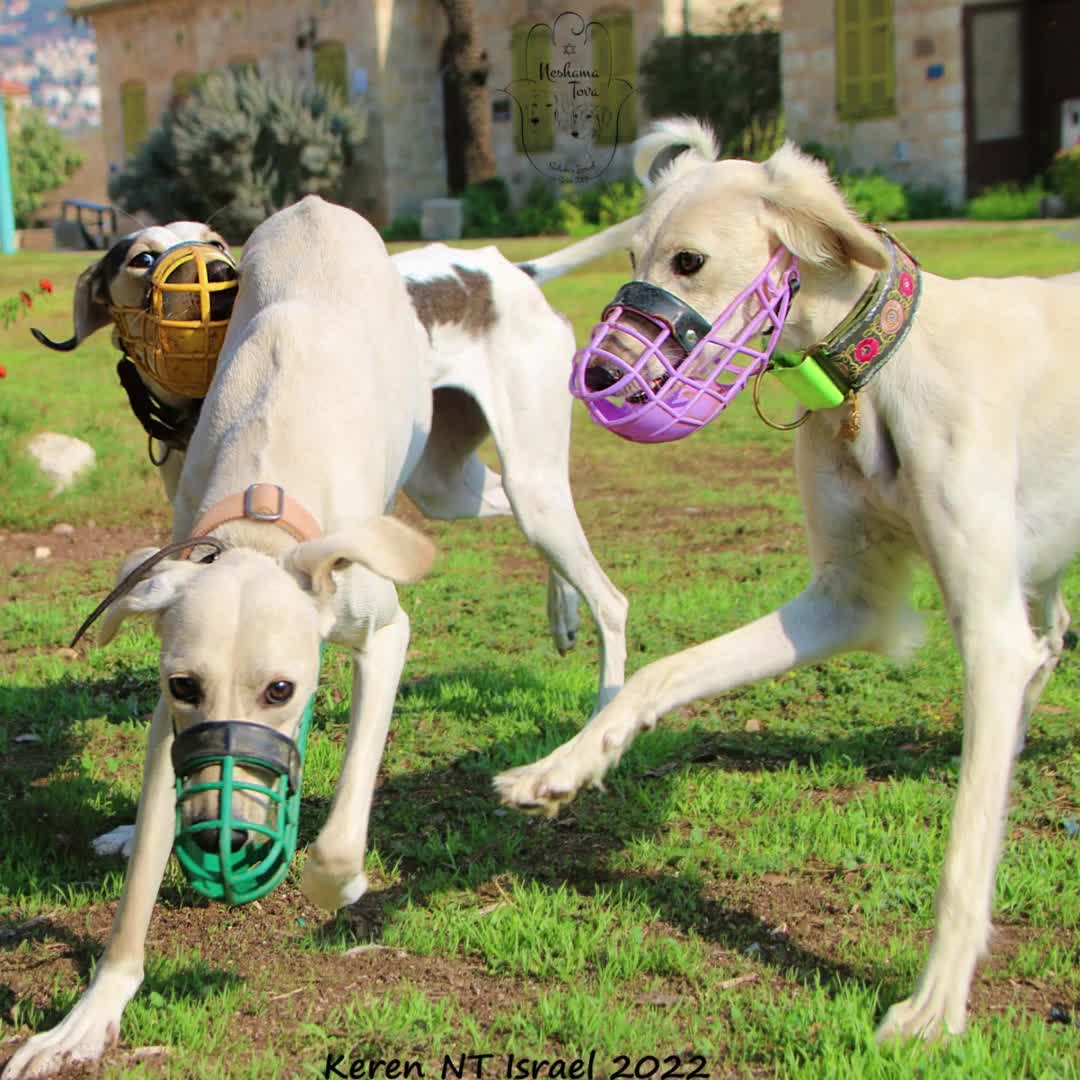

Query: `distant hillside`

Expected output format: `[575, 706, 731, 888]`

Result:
[0, 0, 99, 131]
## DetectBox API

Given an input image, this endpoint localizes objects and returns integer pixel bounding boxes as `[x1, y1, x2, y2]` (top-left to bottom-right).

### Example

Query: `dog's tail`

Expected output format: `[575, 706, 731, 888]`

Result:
[516, 215, 639, 285]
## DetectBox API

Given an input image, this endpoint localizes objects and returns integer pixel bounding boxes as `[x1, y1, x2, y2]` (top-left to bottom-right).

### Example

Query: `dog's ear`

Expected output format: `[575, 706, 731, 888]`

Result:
[96, 551, 201, 645]
[32, 259, 112, 352]
[633, 117, 720, 190]
[761, 142, 889, 272]
[285, 517, 437, 598]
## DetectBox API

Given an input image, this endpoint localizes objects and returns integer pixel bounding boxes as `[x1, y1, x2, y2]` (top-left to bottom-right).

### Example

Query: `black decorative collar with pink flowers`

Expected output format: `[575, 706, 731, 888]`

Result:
[809, 229, 922, 394]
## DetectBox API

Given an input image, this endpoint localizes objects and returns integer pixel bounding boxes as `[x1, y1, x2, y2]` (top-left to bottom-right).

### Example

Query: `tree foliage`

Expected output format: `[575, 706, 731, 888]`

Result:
[638, 2, 781, 161]
[8, 109, 83, 228]
[109, 67, 367, 243]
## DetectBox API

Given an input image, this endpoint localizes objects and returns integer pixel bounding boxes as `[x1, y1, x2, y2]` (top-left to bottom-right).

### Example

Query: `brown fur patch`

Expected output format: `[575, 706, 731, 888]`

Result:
[406, 266, 495, 336]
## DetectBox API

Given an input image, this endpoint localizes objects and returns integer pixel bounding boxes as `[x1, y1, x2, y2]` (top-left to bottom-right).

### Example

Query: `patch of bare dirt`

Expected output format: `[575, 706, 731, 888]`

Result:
[0, 523, 170, 577]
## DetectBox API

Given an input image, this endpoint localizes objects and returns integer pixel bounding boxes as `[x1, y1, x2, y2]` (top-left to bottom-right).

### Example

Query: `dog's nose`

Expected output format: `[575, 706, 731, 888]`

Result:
[192, 827, 250, 853]
[585, 365, 619, 391]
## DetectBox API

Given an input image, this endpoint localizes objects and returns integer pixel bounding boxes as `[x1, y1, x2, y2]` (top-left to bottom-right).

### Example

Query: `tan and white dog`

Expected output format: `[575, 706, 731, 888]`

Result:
[2, 196, 628, 1078]
[496, 119, 1080, 1040]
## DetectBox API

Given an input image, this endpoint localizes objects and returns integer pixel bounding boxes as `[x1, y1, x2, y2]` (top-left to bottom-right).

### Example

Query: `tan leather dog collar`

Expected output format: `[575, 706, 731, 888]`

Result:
[185, 483, 321, 557]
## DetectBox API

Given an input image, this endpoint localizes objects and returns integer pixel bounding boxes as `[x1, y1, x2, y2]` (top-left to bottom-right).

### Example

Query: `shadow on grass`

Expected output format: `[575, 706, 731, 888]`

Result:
[5, 662, 1078, 1032]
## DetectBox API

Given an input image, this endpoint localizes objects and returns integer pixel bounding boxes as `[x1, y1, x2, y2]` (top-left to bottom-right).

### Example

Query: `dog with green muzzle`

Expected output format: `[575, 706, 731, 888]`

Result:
[2, 197, 440, 1080]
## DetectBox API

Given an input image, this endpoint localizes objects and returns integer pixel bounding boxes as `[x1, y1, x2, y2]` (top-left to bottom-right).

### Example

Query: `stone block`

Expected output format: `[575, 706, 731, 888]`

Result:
[421, 198, 463, 241]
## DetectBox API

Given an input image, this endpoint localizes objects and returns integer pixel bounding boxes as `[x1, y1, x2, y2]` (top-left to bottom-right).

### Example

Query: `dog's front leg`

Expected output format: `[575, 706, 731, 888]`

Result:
[301, 607, 411, 911]
[495, 587, 873, 815]
[3, 700, 176, 1079]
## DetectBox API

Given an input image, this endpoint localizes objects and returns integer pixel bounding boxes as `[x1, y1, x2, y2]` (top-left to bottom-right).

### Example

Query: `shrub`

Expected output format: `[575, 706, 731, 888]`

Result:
[904, 185, 956, 220]
[109, 68, 366, 243]
[8, 109, 83, 228]
[966, 181, 1045, 221]
[557, 177, 645, 236]
[639, 3, 780, 161]
[512, 181, 564, 237]
[839, 172, 908, 223]
[381, 217, 421, 242]
[1049, 146, 1080, 214]
[461, 177, 512, 237]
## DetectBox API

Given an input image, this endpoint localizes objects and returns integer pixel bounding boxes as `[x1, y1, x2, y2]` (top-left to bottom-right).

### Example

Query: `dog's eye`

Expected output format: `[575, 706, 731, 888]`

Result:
[628, 251, 637, 273]
[129, 251, 156, 270]
[209, 239, 228, 253]
[168, 676, 202, 704]
[672, 251, 705, 276]
[264, 680, 295, 706]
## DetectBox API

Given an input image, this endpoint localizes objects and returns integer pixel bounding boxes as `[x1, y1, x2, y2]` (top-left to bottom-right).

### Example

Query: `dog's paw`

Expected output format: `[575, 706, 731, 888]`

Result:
[546, 572, 580, 657]
[301, 856, 369, 912]
[2, 1001, 122, 1078]
[91, 825, 136, 859]
[876, 988, 966, 1043]
[493, 731, 623, 816]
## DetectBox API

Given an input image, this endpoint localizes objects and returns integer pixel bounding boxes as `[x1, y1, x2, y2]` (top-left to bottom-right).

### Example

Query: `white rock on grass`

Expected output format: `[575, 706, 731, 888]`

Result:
[26, 433, 96, 495]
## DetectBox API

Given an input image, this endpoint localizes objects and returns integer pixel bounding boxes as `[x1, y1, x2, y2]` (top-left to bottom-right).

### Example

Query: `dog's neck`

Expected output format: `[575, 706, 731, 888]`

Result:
[199, 518, 301, 561]
[781, 259, 882, 356]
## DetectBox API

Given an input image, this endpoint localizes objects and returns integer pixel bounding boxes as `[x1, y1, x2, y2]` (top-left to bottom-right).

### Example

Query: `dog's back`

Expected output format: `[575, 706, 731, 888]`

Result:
[175, 197, 433, 531]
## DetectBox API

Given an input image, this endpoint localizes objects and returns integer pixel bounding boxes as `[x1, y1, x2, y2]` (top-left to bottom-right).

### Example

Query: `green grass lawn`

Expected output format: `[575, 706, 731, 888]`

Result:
[1, 223, 1079, 1078]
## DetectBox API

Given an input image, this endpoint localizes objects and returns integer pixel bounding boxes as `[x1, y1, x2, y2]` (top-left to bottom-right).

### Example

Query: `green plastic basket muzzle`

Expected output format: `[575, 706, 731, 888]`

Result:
[171, 694, 314, 905]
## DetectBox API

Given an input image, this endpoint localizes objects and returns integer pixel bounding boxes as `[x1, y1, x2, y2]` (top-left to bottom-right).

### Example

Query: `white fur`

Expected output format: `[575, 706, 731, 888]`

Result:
[496, 119, 1080, 1043]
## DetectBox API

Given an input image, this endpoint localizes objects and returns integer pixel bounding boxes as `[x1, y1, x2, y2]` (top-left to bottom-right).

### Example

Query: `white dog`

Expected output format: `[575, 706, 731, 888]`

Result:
[35, 218, 634, 710]
[496, 118, 1080, 1041]
[2, 196, 630, 1078]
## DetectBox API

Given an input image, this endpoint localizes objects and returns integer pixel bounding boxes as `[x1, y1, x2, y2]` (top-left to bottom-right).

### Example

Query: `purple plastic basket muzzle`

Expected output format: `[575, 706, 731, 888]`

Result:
[570, 247, 800, 443]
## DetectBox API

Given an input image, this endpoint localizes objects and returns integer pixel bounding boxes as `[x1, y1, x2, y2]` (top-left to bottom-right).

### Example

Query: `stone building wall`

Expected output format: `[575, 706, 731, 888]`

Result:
[782, 0, 966, 205]
[79, 0, 777, 226]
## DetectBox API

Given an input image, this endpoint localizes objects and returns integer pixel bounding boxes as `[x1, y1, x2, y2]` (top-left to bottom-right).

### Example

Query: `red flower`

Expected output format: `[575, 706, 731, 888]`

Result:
[19, 290, 32, 308]
[38, 278, 53, 294]
[854, 337, 879, 364]
[899, 272, 915, 297]
[0, 365, 7, 378]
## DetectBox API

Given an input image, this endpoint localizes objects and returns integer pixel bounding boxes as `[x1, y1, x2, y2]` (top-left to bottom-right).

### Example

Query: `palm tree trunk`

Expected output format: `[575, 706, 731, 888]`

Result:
[438, 0, 497, 184]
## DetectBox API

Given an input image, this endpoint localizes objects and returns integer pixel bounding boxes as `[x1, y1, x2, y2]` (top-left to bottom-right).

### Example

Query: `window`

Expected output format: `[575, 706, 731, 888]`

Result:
[314, 40, 348, 97]
[593, 11, 637, 145]
[120, 80, 147, 157]
[511, 21, 554, 153]
[835, 0, 896, 121]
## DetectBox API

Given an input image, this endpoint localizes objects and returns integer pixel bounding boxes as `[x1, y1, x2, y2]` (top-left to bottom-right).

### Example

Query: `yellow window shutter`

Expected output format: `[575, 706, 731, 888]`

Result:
[512, 22, 554, 153]
[121, 80, 147, 157]
[594, 11, 637, 146]
[314, 40, 348, 98]
[836, 0, 895, 121]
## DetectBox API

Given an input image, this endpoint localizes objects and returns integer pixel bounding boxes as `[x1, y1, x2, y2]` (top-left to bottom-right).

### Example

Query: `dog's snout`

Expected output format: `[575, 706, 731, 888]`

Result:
[585, 365, 619, 392]
[192, 826, 250, 854]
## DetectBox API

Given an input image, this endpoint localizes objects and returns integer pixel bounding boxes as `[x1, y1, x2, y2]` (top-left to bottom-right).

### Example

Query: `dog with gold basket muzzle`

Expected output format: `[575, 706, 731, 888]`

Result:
[32, 222, 240, 499]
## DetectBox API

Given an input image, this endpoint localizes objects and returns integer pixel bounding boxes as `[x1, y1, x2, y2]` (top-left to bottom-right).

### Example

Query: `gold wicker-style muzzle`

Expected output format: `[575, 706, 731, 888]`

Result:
[110, 242, 239, 399]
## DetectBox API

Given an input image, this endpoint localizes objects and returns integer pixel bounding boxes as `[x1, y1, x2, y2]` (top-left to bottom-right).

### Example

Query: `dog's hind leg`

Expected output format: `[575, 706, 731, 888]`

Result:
[878, 473, 1049, 1042]
[301, 604, 411, 912]
[495, 429, 628, 713]
[2, 701, 177, 1079]
[404, 388, 511, 519]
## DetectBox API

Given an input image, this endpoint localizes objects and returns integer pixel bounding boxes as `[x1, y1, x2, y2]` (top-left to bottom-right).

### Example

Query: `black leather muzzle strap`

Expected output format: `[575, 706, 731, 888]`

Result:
[605, 281, 714, 354]
[172, 721, 303, 794]
[116, 358, 202, 451]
